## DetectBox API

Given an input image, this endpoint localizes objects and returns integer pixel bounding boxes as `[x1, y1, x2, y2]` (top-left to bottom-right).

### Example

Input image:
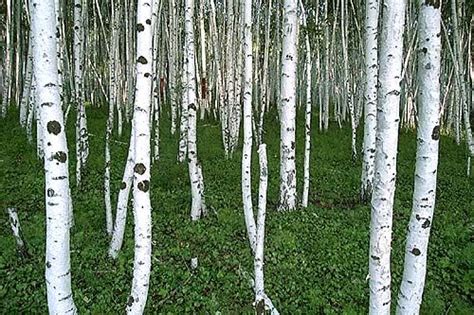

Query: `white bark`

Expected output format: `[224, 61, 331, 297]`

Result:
[108, 128, 135, 259]
[255, 144, 268, 310]
[31, 0, 77, 312]
[361, 0, 380, 202]
[169, 0, 178, 134]
[104, 0, 119, 237]
[185, 0, 206, 220]
[74, 0, 89, 187]
[20, 37, 34, 128]
[300, 0, 312, 208]
[279, 0, 298, 211]
[242, 0, 257, 252]
[369, 1, 406, 314]
[7, 207, 29, 258]
[27, 75, 37, 144]
[1, 0, 11, 118]
[397, 2, 441, 313]
[126, 0, 153, 313]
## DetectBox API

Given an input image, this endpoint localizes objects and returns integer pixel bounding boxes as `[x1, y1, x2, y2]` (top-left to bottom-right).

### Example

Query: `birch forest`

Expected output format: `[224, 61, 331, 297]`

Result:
[1, 0, 474, 313]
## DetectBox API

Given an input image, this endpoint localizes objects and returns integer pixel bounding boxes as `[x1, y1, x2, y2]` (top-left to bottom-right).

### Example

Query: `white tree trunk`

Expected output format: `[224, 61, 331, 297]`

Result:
[27, 75, 37, 144]
[361, 0, 380, 202]
[7, 207, 29, 258]
[169, 0, 178, 134]
[300, 0, 312, 208]
[369, 1, 406, 314]
[74, 0, 89, 187]
[1, 0, 11, 118]
[108, 128, 135, 259]
[397, 2, 441, 313]
[255, 144, 268, 311]
[126, 0, 153, 313]
[279, 0, 298, 211]
[185, 0, 206, 221]
[20, 37, 34, 128]
[31, 0, 77, 312]
[242, 0, 257, 252]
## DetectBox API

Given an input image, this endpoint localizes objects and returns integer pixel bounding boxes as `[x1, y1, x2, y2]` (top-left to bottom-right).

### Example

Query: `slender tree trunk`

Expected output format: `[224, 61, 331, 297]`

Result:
[126, 0, 153, 313]
[31, 0, 77, 312]
[255, 144, 269, 313]
[20, 37, 34, 128]
[104, 0, 119, 237]
[397, 2, 442, 312]
[1, 0, 12, 118]
[301, 0, 312, 208]
[242, 0, 257, 252]
[185, 0, 206, 220]
[7, 207, 29, 258]
[26, 75, 36, 143]
[361, 0, 380, 202]
[74, 0, 89, 187]
[108, 127, 135, 259]
[369, 1, 406, 313]
[169, 0, 178, 135]
[279, 0, 298, 211]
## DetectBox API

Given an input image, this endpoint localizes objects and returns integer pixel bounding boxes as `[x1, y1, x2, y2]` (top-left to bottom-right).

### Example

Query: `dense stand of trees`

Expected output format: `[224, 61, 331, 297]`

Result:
[0, 0, 473, 313]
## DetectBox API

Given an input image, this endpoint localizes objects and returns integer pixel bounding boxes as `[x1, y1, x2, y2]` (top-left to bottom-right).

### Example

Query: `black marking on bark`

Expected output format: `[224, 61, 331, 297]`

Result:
[58, 293, 73, 302]
[371, 255, 380, 260]
[291, 141, 295, 150]
[45, 82, 56, 87]
[431, 125, 440, 140]
[422, 47, 427, 54]
[425, 0, 440, 9]
[422, 219, 431, 228]
[134, 163, 146, 175]
[146, 19, 151, 25]
[189, 103, 197, 111]
[46, 261, 51, 268]
[120, 182, 127, 189]
[75, 3, 82, 8]
[387, 90, 400, 96]
[138, 180, 150, 192]
[127, 295, 134, 306]
[53, 151, 67, 163]
[137, 56, 148, 64]
[411, 248, 421, 256]
[425, 63, 432, 70]
[144, 72, 151, 78]
[137, 23, 145, 32]
[47, 121, 62, 135]
[47, 189, 55, 197]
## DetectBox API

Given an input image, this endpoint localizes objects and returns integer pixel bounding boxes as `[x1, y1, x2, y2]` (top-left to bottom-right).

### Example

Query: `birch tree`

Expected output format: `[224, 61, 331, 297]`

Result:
[300, 0, 312, 208]
[361, 0, 379, 202]
[397, 1, 442, 312]
[279, 0, 298, 211]
[242, 0, 257, 252]
[126, 0, 154, 313]
[31, 0, 77, 312]
[185, 0, 206, 220]
[1, 0, 11, 118]
[74, 0, 89, 187]
[369, 0, 406, 313]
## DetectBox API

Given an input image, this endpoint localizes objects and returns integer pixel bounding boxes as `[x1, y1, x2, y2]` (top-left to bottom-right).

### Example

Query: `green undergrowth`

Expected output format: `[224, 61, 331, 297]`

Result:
[0, 106, 472, 314]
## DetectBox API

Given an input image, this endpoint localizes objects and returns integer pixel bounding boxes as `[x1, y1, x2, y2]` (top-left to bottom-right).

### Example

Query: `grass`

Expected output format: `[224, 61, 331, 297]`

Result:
[0, 105, 472, 314]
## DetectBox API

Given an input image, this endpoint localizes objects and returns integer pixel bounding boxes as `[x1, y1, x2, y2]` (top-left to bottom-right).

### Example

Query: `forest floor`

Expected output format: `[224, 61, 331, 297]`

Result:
[0, 107, 473, 314]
